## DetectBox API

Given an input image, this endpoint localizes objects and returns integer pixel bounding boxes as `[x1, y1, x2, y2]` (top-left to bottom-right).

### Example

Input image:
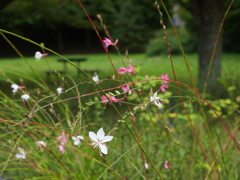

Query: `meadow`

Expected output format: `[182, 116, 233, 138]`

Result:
[0, 51, 240, 179]
[0, 0, 240, 178]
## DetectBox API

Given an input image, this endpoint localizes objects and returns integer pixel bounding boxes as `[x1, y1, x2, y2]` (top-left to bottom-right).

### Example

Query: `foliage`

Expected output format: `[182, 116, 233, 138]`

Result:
[146, 28, 197, 56]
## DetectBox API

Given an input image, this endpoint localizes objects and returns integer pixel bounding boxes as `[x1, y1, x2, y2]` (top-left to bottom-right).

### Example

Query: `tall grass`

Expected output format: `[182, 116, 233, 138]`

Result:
[0, 0, 239, 179]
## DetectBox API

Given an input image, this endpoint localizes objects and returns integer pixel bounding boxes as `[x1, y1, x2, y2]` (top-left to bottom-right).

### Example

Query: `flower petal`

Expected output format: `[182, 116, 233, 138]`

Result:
[99, 144, 108, 154]
[97, 128, 105, 140]
[89, 131, 98, 142]
[102, 135, 113, 143]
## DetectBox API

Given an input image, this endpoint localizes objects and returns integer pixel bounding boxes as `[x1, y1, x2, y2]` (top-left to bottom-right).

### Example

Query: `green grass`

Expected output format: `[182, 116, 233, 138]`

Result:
[1, 53, 240, 96]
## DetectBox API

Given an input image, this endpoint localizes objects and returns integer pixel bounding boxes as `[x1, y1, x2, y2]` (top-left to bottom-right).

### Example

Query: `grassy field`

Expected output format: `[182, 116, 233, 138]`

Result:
[0, 53, 240, 179]
[1, 53, 240, 88]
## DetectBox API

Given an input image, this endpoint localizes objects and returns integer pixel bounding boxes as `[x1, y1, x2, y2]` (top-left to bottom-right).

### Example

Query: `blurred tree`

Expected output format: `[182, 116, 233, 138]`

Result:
[112, 0, 167, 53]
[0, 0, 14, 11]
[176, 0, 224, 95]
[0, 0, 115, 52]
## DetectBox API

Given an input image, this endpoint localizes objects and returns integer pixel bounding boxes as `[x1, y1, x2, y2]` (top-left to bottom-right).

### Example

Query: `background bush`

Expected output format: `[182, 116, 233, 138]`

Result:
[146, 28, 197, 56]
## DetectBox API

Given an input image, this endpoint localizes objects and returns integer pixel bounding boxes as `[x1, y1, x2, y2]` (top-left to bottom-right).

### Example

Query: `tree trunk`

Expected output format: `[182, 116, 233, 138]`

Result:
[190, 0, 223, 96]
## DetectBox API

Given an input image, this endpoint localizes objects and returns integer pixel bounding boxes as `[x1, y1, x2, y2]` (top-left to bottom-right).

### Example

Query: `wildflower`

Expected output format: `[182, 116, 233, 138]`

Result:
[72, 135, 84, 146]
[21, 94, 30, 101]
[122, 85, 135, 95]
[164, 161, 173, 169]
[92, 75, 99, 82]
[11, 84, 25, 94]
[15, 147, 26, 159]
[21, 94, 30, 109]
[35, 51, 48, 61]
[100, 94, 124, 106]
[36, 141, 47, 149]
[159, 84, 169, 93]
[89, 127, 113, 155]
[161, 74, 169, 84]
[118, 64, 135, 74]
[150, 92, 162, 108]
[103, 38, 118, 51]
[144, 162, 149, 169]
[56, 87, 63, 94]
[57, 130, 67, 154]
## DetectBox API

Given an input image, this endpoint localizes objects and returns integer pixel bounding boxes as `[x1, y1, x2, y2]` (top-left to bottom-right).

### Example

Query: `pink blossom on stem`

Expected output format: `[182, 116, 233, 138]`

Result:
[103, 38, 118, 51]
[159, 84, 169, 93]
[57, 130, 67, 154]
[118, 64, 135, 74]
[161, 74, 169, 84]
[100, 94, 124, 106]
[164, 161, 173, 169]
[122, 85, 135, 95]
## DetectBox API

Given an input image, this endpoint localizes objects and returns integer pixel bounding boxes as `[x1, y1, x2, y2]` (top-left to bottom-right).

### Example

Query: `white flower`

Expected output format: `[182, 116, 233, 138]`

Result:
[144, 162, 149, 169]
[11, 84, 18, 94]
[92, 75, 99, 82]
[21, 94, 30, 101]
[56, 87, 63, 94]
[36, 141, 47, 148]
[150, 92, 162, 108]
[15, 147, 26, 159]
[35, 51, 48, 61]
[72, 136, 84, 146]
[11, 84, 25, 94]
[89, 128, 113, 155]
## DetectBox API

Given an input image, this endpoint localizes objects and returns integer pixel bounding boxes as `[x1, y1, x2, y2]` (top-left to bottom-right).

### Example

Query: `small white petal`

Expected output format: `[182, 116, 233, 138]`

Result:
[102, 135, 114, 143]
[99, 144, 108, 154]
[89, 132, 98, 142]
[35, 51, 42, 60]
[21, 94, 30, 100]
[57, 87, 63, 94]
[97, 128, 105, 141]
[18, 147, 25, 154]
[74, 139, 80, 145]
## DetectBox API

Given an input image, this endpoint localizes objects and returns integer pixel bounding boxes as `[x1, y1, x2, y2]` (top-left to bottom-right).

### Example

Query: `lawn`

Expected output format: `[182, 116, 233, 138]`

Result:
[1, 53, 240, 87]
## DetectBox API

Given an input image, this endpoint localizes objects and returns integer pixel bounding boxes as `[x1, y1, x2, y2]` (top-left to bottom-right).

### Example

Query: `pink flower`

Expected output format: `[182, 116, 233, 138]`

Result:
[100, 94, 124, 106]
[161, 74, 169, 84]
[103, 38, 118, 50]
[164, 161, 173, 169]
[57, 145, 65, 154]
[118, 64, 135, 74]
[57, 130, 67, 154]
[122, 85, 135, 95]
[159, 84, 169, 93]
